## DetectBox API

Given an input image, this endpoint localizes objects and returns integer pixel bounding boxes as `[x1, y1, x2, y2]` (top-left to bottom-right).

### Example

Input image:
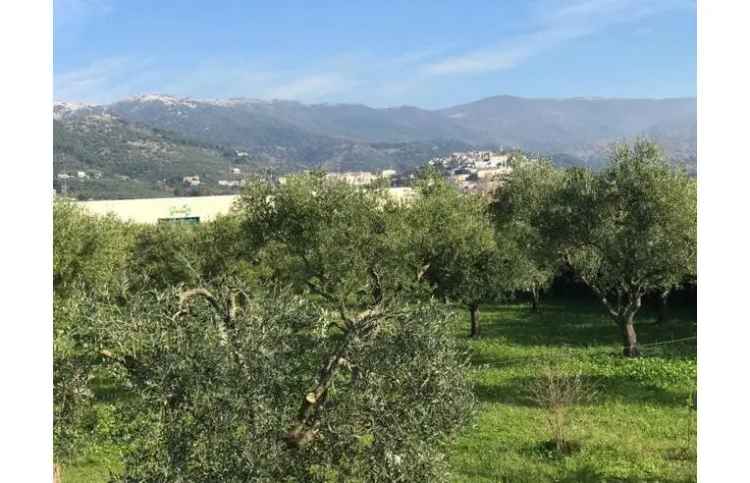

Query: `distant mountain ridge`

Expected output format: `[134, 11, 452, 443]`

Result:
[54, 94, 696, 199]
[56, 93, 696, 162]
[438, 95, 695, 163]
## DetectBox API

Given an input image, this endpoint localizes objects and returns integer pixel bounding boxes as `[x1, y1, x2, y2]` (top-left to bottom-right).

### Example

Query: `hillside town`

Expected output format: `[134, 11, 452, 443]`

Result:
[278, 150, 520, 193]
[426, 150, 517, 192]
[55, 149, 522, 201]
[63, 150, 523, 223]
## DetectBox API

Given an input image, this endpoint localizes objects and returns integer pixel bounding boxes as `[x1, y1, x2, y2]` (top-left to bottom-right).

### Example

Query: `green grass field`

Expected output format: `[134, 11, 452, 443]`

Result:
[446, 299, 697, 483]
[62, 298, 696, 482]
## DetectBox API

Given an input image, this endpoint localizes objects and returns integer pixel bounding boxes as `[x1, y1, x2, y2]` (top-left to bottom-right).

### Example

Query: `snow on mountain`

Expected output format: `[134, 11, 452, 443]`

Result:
[122, 94, 198, 109]
[53, 101, 100, 120]
[203, 97, 270, 107]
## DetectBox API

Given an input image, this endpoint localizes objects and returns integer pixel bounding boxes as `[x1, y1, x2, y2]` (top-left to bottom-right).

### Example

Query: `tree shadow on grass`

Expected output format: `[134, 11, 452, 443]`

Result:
[473, 301, 696, 351]
[554, 464, 605, 483]
[92, 378, 136, 404]
[477, 303, 616, 347]
[554, 464, 690, 483]
[475, 374, 689, 408]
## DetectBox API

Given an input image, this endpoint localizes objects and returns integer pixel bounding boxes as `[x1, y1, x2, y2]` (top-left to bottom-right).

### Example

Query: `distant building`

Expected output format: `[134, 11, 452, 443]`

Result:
[381, 169, 397, 178]
[423, 149, 518, 193]
[76, 171, 87, 179]
[218, 180, 241, 187]
[326, 171, 378, 186]
[489, 154, 510, 167]
[386, 187, 416, 204]
[183, 175, 201, 186]
[75, 188, 415, 225]
[76, 195, 238, 225]
[231, 167, 241, 175]
[57, 173, 71, 179]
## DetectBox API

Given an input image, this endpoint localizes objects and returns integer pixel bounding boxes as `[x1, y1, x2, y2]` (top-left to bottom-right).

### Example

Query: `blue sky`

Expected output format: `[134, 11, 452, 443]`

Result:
[54, 0, 696, 108]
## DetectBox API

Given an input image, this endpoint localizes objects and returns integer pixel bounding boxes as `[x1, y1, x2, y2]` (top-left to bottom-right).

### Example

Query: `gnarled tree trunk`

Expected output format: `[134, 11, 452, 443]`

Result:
[286, 331, 353, 448]
[618, 314, 640, 357]
[595, 287, 643, 357]
[285, 307, 384, 449]
[469, 304, 480, 338]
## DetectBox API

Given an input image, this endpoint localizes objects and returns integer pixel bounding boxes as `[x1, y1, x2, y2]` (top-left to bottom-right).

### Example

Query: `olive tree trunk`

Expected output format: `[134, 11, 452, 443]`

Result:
[469, 304, 480, 338]
[619, 316, 640, 357]
[530, 286, 541, 313]
[575, 268, 644, 357]
[656, 289, 670, 324]
[594, 288, 643, 357]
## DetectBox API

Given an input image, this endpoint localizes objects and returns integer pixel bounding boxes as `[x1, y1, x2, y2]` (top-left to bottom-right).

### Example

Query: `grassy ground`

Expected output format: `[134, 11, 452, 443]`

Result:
[446, 299, 697, 483]
[62, 298, 696, 482]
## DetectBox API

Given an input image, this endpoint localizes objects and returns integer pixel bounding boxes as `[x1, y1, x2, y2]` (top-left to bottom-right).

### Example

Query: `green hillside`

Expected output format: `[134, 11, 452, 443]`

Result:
[53, 113, 252, 199]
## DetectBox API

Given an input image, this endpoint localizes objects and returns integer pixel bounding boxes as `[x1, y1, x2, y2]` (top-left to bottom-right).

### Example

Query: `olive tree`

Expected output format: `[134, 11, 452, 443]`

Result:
[545, 141, 697, 356]
[128, 222, 203, 290]
[53, 201, 134, 474]
[128, 214, 253, 291]
[233, 173, 470, 457]
[236, 172, 423, 311]
[195, 213, 257, 283]
[53, 200, 133, 300]
[406, 174, 521, 337]
[491, 158, 564, 311]
[99, 269, 473, 481]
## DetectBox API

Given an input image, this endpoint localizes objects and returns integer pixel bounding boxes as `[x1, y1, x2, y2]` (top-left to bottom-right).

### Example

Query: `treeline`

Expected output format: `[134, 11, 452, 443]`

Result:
[53, 140, 696, 481]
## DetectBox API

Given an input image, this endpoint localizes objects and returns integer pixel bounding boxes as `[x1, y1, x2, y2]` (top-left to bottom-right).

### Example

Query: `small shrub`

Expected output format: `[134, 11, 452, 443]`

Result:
[528, 366, 594, 455]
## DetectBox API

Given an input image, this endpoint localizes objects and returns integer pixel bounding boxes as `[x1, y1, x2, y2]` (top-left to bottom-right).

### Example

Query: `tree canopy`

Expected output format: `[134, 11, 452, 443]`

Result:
[237, 172, 423, 319]
[491, 158, 565, 310]
[542, 140, 697, 355]
[406, 173, 522, 337]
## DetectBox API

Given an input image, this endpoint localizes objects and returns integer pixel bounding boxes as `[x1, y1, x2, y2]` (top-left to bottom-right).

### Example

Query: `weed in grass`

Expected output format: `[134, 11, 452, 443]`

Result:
[666, 387, 697, 462]
[528, 366, 595, 455]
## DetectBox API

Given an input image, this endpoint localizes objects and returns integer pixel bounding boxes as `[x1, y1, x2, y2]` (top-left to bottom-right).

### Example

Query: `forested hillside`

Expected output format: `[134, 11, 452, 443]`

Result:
[53, 94, 697, 199]
[53, 103, 473, 199]
[53, 109, 242, 199]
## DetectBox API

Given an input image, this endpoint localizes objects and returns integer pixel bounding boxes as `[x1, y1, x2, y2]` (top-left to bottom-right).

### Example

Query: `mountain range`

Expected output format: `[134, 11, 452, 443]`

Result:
[53, 94, 696, 199]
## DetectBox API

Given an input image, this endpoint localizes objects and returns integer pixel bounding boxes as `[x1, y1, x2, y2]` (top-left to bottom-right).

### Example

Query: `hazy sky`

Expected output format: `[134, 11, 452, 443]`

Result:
[54, 0, 697, 108]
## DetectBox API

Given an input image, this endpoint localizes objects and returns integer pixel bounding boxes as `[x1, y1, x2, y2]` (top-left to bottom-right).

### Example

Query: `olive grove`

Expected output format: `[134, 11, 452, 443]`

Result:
[52, 140, 697, 480]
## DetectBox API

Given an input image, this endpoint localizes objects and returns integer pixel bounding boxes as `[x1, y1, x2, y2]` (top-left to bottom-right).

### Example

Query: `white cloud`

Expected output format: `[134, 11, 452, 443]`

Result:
[422, 0, 690, 77]
[262, 74, 354, 101]
[158, 60, 276, 99]
[54, 57, 357, 105]
[54, 57, 157, 103]
[424, 26, 586, 75]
